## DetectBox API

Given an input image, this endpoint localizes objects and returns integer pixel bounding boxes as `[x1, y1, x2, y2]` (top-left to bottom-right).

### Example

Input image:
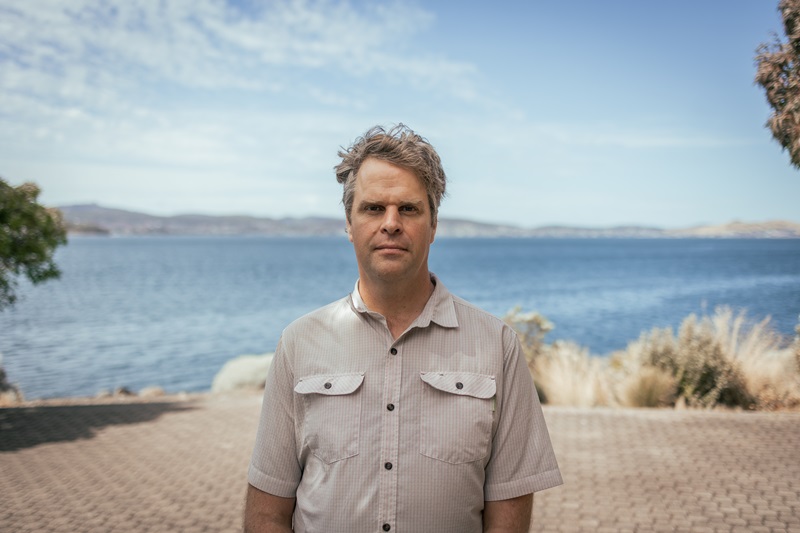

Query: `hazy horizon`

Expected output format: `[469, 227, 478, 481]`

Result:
[58, 201, 800, 230]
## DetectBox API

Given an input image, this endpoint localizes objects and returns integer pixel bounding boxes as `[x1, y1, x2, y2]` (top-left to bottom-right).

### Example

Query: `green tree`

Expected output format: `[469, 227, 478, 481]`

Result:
[755, 0, 800, 169]
[0, 178, 67, 310]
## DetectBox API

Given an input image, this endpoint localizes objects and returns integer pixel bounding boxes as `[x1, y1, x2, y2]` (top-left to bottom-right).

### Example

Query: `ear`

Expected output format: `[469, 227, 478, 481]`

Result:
[346, 220, 354, 243]
[430, 216, 437, 244]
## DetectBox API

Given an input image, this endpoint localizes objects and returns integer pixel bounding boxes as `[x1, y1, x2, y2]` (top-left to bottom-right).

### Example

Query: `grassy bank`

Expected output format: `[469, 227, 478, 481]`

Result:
[505, 307, 800, 410]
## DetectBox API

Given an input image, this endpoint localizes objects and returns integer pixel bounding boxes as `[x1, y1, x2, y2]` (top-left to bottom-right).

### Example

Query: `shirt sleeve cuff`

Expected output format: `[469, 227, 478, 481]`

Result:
[484, 467, 563, 501]
[247, 463, 299, 498]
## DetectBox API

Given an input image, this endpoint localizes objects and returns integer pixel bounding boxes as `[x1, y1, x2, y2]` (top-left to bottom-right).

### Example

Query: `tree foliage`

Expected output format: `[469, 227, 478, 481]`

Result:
[0, 178, 67, 310]
[755, 0, 800, 169]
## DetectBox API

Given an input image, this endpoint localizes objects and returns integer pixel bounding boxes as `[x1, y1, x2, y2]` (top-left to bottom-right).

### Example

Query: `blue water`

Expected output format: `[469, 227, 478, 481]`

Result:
[1, 236, 799, 400]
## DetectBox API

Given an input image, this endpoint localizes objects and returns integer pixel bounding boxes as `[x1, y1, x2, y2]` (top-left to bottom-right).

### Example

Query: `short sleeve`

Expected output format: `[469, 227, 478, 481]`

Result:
[483, 327, 563, 500]
[247, 336, 303, 497]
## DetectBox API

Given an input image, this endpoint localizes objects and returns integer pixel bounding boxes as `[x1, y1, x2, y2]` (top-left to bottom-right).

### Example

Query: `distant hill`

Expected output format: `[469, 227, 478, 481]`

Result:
[58, 204, 800, 238]
[668, 220, 800, 238]
[60, 204, 343, 236]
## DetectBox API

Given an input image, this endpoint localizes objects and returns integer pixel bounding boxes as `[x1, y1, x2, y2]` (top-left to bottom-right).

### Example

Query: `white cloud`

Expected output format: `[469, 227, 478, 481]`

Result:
[1, 0, 473, 95]
[0, 0, 484, 194]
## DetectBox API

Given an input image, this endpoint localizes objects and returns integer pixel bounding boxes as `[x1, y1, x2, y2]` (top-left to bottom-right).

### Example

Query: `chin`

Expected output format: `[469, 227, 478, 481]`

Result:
[371, 265, 412, 280]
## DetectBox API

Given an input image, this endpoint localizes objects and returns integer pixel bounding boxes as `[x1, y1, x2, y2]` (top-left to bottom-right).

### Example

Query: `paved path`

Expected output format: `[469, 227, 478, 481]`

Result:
[1, 393, 799, 532]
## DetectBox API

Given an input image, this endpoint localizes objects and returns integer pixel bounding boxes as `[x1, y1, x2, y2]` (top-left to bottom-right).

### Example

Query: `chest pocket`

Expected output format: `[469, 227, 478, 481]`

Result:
[295, 372, 365, 464]
[419, 371, 496, 464]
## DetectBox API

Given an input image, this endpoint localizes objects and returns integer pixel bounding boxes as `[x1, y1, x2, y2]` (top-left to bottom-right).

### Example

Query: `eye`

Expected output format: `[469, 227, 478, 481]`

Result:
[364, 204, 384, 212]
[399, 205, 418, 213]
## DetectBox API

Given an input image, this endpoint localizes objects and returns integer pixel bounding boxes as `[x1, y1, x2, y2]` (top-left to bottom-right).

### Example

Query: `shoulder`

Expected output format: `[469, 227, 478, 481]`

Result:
[449, 293, 519, 349]
[282, 295, 352, 339]
[450, 293, 502, 324]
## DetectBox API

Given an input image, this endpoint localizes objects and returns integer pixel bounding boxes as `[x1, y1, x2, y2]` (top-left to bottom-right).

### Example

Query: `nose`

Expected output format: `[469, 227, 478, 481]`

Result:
[380, 207, 402, 234]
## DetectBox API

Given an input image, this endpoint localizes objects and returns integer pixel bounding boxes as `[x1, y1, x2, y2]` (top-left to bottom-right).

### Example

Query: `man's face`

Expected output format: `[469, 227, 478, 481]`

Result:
[347, 157, 436, 286]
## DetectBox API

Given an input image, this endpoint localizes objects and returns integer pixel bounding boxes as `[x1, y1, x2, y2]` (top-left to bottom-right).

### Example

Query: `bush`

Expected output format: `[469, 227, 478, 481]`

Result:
[645, 315, 753, 408]
[615, 307, 800, 410]
[506, 306, 800, 410]
[621, 366, 677, 408]
[503, 306, 553, 364]
[503, 307, 554, 403]
[0, 178, 67, 310]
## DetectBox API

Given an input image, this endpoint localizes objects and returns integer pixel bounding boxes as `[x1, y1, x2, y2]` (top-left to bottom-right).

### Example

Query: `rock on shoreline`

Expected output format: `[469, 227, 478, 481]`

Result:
[211, 353, 273, 393]
[0, 365, 24, 406]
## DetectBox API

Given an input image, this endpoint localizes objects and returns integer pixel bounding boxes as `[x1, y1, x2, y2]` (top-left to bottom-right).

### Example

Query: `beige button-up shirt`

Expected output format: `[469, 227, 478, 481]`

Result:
[248, 276, 562, 533]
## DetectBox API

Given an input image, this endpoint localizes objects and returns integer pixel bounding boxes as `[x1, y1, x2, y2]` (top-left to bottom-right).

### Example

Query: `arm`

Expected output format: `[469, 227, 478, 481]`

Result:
[243, 483, 295, 532]
[483, 493, 534, 533]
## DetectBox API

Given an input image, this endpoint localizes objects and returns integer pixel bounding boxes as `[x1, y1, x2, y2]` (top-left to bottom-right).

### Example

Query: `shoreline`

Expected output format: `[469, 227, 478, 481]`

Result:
[6, 389, 800, 413]
[0, 389, 213, 409]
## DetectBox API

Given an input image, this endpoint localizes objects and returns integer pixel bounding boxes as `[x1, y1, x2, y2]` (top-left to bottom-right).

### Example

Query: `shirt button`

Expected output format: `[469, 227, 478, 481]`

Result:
[387, 403, 395, 411]
[390, 348, 397, 355]
[384, 462, 393, 470]
[383, 524, 391, 531]
[324, 382, 332, 389]
[456, 382, 464, 389]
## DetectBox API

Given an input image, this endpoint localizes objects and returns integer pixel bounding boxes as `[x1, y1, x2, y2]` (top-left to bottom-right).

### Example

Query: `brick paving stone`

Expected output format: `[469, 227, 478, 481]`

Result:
[1, 395, 799, 532]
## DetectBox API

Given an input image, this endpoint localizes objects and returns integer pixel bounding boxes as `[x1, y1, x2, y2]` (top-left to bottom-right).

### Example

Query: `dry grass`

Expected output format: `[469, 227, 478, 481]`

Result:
[709, 308, 800, 409]
[532, 341, 612, 407]
[621, 366, 677, 408]
[505, 306, 800, 410]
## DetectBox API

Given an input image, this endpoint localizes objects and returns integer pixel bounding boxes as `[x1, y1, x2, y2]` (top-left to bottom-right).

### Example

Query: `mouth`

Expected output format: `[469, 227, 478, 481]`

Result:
[374, 244, 408, 253]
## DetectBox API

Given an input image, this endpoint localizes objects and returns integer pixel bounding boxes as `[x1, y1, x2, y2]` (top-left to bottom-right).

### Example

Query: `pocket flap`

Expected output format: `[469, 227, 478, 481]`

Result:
[295, 372, 365, 395]
[420, 371, 496, 399]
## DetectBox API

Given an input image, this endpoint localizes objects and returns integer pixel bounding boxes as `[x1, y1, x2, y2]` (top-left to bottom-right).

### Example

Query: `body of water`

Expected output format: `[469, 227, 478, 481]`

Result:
[1, 236, 799, 399]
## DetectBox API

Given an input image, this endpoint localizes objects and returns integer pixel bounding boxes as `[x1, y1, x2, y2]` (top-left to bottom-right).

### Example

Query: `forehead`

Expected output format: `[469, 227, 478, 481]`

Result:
[354, 158, 426, 200]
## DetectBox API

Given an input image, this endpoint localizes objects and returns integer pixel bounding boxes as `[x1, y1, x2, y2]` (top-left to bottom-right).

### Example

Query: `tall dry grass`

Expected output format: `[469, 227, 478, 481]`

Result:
[505, 306, 800, 410]
[533, 341, 615, 407]
[504, 308, 614, 407]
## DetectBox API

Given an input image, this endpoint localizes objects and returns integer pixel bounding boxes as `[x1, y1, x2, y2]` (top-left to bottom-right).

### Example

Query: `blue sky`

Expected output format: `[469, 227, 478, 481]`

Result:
[1, 0, 798, 228]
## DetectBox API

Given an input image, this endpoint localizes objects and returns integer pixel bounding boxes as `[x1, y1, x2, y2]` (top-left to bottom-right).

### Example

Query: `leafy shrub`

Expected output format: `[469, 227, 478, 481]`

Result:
[506, 306, 800, 410]
[615, 307, 800, 410]
[642, 315, 753, 408]
[503, 307, 554, 403]
[503, 306, 553, 364]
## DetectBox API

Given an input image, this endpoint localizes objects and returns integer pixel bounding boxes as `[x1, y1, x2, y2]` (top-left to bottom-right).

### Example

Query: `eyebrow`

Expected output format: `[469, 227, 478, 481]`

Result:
[358, 199, 426, 209]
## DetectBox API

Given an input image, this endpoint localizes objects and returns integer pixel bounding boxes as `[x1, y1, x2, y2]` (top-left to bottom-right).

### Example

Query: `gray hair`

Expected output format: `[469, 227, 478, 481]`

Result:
[334, 124, 447, 224]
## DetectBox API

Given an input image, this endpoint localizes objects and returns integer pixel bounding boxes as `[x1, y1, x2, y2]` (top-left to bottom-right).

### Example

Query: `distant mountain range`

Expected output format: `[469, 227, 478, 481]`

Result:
[58, 204, 800, 238]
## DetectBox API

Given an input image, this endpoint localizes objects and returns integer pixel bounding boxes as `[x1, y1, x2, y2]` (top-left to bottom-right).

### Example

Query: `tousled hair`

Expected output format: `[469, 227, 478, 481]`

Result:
[335, 124, 447, 224]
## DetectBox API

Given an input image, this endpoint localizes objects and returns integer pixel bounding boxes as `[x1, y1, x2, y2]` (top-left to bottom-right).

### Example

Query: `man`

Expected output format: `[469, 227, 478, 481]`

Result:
[245, 125, 562, 532]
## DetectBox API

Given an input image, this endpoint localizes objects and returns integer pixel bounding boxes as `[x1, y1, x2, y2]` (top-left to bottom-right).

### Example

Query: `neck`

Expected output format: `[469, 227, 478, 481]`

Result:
[358, 270, 434, 339]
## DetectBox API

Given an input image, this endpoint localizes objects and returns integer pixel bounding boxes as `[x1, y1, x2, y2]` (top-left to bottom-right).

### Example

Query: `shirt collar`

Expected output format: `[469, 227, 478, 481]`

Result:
[349, 273, 459, 330]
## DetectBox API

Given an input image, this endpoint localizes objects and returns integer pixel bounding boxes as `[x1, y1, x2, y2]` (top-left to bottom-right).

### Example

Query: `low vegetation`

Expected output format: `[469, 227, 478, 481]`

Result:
[505, 306, 800, 410]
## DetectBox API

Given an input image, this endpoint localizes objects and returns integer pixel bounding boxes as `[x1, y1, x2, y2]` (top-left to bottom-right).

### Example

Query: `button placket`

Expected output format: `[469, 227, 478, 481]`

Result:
[388, 346, 398, 413]
[378, 339, 401, 533]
